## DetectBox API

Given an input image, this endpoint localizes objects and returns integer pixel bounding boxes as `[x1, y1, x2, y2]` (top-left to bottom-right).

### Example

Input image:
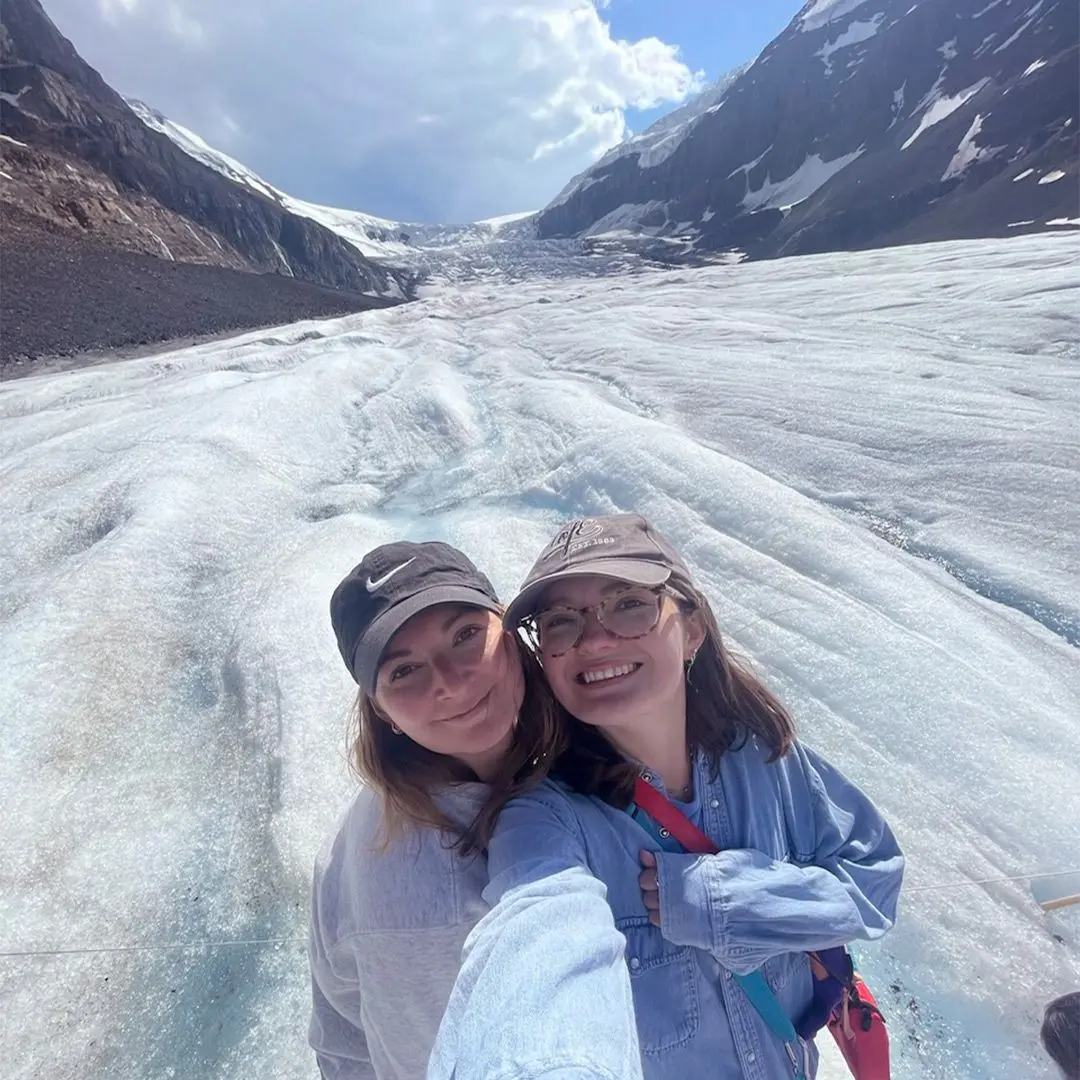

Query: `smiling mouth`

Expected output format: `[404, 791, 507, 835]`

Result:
[442, 690, 491, 722]
[577, 663, 641, 686]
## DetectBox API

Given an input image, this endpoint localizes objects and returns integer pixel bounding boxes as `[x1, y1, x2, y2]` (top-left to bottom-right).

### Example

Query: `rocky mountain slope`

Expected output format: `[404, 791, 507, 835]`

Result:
[0, 0, 409, 298]
[537, 0, 1078, 257]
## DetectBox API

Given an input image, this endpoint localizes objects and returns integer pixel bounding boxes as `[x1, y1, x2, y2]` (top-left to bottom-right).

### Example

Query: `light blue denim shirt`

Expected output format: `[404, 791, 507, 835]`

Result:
[430, 734, 903, 1080]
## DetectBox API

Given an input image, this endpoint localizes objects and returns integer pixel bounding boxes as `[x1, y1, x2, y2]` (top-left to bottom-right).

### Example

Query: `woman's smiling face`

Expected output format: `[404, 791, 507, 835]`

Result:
[373, 603, 523, 771]
[534, 575, 703, 735]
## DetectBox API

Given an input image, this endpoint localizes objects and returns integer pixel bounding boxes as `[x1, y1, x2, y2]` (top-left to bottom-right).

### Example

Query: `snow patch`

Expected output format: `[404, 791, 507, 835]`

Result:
[583, 201, 667, 237]
[145, 230, 174, 260]
[902, 80, 989, 150]
[941, 115, 1003, 181]
[816, 15, 884, 73]
[1012, 168, 1035, 182]
[1046, 217, 1080, 226]
[741, 149, 864, 212]
[1023, 58, 1047, 76]
[126, 97, 414, 261]
[799, 0, 878, 33]
[0, 170, 12, 181]
[888, 82, 907, 129]
[0, 133, 28, 148]
[938, 39, 958, 61]
[546, 65, 747, 207]
[728, 145, 773, 180]
[474, 210, 535, 231]
[973, 0, 1005, 15]
[269, 239, 295, 276]
[993, 13, 1040, 54]
[637, 129, 688, 169]
[0, 86, 29, 109]
[181, 221, 209, 249]
[1038, 170, 1066, 185]
[701, 208, 715, 222]
[1006, 220, 1037, 227]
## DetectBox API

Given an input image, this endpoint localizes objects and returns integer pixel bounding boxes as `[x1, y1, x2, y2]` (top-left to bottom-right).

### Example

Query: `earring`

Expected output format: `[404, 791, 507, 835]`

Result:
[390, 721, 403, 736]
[685, 651, 698, 671]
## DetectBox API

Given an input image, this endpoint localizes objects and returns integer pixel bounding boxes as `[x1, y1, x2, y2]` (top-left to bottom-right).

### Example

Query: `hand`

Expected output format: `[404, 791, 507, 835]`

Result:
[639, 850, 660, 927]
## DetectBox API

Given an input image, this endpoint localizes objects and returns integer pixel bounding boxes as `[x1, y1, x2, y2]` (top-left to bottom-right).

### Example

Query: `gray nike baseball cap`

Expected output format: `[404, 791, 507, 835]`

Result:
[505, 514, 693, 627]
[330, 540, 501, 695]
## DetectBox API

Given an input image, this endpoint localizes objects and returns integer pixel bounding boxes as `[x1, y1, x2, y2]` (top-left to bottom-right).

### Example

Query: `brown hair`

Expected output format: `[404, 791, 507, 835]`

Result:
[348, 624, 566, 855]
[1042, 992, 1080, 1080]
[554, 575, 795, 806]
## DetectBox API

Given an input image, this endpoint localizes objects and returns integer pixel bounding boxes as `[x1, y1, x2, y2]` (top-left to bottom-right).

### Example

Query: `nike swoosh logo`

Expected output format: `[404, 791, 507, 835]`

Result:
[365, 557, 416, 592]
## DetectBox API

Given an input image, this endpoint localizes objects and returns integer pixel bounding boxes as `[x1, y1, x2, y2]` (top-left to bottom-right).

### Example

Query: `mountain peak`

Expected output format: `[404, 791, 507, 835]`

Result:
[537, 0, 1078, 257]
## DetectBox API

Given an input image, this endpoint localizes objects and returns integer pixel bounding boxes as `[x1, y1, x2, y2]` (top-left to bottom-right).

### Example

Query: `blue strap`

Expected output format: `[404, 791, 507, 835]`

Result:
[628, 801, 808, 1077]
[734, 971, 800, 1043]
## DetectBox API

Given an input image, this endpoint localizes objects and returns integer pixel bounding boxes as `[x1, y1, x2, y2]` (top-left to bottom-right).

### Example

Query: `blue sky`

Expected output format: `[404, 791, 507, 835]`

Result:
[44, 0, 806, 223]
[608, 1, 803, 133]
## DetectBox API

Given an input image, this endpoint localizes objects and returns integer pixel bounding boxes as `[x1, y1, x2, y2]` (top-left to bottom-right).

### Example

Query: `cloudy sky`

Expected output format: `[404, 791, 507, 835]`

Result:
[44, 0, 802, 224]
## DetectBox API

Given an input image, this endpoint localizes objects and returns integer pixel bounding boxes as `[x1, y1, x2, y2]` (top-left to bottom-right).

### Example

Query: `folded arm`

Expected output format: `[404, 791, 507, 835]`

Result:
[656, 744, 904, 973]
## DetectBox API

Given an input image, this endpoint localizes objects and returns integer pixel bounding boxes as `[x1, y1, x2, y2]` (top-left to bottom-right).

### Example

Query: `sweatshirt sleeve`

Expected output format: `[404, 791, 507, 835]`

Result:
[427, 789, 643, 1080]
[655, 743, 904, 974]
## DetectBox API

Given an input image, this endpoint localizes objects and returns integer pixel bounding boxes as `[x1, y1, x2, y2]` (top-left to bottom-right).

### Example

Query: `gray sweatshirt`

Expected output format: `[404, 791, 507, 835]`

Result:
[308, 783, 490, 1080]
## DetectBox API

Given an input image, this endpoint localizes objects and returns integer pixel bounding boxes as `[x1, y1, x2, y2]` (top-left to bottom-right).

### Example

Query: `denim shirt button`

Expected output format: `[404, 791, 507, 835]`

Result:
[659, 828, 670, 839]
[641, 772, 653, 783]
[710, 799, 720, 808]
[629, 957, 641, 971]
[745, 1052, 756, 1063]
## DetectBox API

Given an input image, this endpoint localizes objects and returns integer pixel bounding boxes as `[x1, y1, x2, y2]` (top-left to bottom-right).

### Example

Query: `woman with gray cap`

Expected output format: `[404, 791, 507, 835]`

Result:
[308, 539, 640, 1080]
[431, 515, 903, 1080]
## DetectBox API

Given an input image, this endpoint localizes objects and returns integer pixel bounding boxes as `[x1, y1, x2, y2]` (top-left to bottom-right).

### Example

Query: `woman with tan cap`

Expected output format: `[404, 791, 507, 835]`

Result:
[432, 515, 903, 1080]
[308, 538, 640, 1080]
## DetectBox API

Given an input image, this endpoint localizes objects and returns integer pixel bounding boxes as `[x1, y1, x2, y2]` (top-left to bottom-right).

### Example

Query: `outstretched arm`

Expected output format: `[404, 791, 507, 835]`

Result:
[428, 789, 644, 1080]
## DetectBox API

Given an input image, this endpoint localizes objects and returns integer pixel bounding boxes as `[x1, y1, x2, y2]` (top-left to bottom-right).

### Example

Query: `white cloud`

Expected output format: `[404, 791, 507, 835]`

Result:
[44, 0, 702, 222]
[164, 4, 206, 46]
[97, 0, 139, 20]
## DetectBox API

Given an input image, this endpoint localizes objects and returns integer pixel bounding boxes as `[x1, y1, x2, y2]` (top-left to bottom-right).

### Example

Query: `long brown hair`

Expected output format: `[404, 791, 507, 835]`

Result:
[554, 575, 795, 806]
[348, 624, 565, 855]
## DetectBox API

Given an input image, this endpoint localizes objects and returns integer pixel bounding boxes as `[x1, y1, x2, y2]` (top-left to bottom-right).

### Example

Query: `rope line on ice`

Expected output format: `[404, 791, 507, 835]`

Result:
[1, 868, 1077, 959]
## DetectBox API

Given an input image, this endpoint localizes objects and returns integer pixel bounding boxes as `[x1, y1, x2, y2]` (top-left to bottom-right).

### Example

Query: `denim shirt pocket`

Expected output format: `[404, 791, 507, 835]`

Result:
[762, 950, 815, 1025]
[762, 950, 807, 994]
[617, 915, 700, 1056]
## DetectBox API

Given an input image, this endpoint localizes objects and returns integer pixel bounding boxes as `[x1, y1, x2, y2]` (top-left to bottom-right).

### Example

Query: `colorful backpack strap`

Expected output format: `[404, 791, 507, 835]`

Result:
[630, 777, 891, 1080]
[734, 970, 810, 1079]
[632, 779, 810, 1076]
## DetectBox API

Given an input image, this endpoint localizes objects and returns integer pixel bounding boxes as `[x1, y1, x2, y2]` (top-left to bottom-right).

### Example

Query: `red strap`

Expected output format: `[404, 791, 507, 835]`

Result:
[633, 777, 719, 855]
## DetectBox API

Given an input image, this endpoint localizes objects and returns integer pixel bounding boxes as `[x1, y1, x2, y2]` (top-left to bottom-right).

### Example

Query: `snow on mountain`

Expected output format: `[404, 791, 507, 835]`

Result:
[1, 233, 1077, 1080]
[539, 0, 1078, 257]
[126, 99, 417, 261]
[548, 64, 750, 211]
[126, 101, 543, 267]
[0, 0, 407, 299]
[799, 0, 881, 34]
